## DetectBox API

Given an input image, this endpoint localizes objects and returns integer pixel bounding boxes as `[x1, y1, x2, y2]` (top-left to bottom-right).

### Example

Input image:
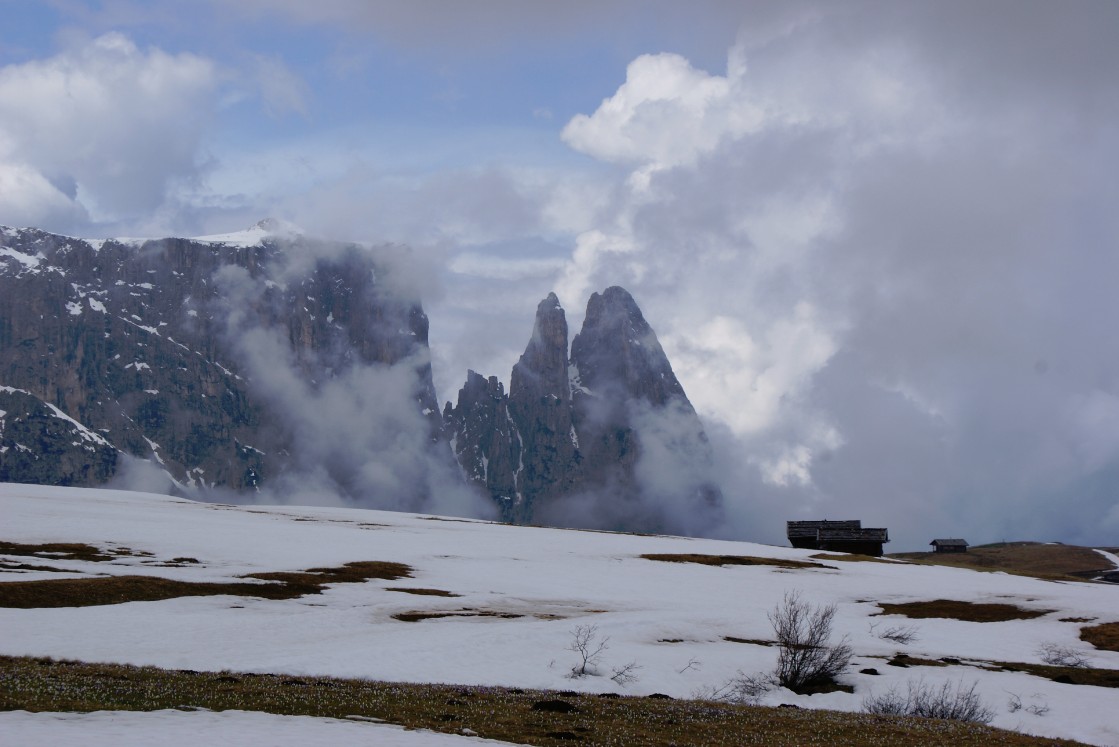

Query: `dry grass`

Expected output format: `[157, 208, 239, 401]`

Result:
[994, 660, 1119, 688]
[0, 541, 116, 563]
[385, 587, 461, 597]
[0, 560, 412, 608]
[640, 554, 831, 570]
[391, 610, 524, 622]
[0, 656, 1090, 746]
[1081, 622, 1119, 652]
[885, 654, 949, 668]
[810, 553, 891, 564]
[889, 542, 1115, 582]
[875, 599, 1052, 623]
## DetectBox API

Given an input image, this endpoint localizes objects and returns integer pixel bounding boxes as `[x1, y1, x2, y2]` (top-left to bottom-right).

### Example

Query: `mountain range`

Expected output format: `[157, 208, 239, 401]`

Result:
[0, 222, 720, 533]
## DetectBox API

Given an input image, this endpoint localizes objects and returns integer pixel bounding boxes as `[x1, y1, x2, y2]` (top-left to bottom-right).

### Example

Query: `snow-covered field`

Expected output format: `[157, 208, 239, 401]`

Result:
[2, 484, 1117, 745]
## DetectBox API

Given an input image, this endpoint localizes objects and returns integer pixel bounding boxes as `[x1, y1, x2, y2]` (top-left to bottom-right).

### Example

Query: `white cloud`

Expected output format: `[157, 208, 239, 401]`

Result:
[0, 159, 89, 229]
[0, 33, 218, 227]
[561, 50, 763, 171]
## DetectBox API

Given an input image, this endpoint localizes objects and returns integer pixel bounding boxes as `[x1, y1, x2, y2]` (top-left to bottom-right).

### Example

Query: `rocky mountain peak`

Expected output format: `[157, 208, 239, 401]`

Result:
[446, 286, 723, 534]
[571, 285, 688, 408]
[510, 292, 570, 405]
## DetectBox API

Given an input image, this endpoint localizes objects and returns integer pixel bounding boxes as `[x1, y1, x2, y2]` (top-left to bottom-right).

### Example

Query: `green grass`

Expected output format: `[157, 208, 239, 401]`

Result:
[875, 599, 1052, 623]
[0, 656, 1090, 746]
[0, 560, 412, 608]
[640, 554, 832, 570]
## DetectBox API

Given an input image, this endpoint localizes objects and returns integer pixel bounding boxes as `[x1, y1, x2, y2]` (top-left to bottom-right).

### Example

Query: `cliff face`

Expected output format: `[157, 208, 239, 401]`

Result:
[445, 287, 723, 534]
[0, 224, 441, 499]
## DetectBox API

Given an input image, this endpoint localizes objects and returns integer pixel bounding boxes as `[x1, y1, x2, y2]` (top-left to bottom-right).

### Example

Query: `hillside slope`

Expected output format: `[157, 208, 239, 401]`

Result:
[1, 483, 1117, 745]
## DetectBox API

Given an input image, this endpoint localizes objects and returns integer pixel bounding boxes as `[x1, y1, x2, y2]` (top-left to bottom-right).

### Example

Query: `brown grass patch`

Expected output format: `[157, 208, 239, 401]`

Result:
[724, 637, 775, 646]
[392, 610, 523, 622]
[385, 587, 460, 597]
[0, 541, 116, 563]
[885, 653, 949, 668]
[0, 561, 70, 573]
[0, 656, 1089, 747]
[890, 542, 1115, 582]
[809, 553, 891, 563]
[875, 599, 1052, 622]
[1081, 622, 1119, 652]
[0, 560, 413, 608]
[994, 660, 1119, 688]
[641, 554, 830, 570]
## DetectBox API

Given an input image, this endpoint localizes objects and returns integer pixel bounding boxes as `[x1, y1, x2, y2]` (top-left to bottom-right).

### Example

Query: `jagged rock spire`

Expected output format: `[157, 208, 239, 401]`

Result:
[446, 286, 723, 534]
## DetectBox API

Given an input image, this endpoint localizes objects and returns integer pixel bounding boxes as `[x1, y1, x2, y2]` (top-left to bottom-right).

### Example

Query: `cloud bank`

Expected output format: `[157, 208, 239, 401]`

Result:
[0, 33, 217, 230]
[536, 5, 1119, 549]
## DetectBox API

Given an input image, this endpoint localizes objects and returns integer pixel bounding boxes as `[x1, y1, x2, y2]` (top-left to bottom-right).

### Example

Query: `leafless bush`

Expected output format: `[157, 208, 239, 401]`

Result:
[1007, 692, 1050, 716]
[863, 679, 994, 724]
[1037, 642, 1091, 668]
[692, 672, 773, 705]
[869, 621, 920, 645]
[610, 661, 642, 686]
[567, 624, 609, 678]
[769, 591, 852, 691]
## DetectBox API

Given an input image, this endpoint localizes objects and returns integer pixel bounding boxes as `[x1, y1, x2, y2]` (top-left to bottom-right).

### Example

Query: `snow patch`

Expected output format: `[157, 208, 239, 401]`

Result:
[0, 246, 44, 270]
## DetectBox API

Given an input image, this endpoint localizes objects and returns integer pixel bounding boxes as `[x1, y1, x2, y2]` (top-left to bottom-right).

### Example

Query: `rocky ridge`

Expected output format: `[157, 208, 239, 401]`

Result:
[2, 223, 721, 533]
[444, 287, 722, 532]
[0, 223, 442, 500]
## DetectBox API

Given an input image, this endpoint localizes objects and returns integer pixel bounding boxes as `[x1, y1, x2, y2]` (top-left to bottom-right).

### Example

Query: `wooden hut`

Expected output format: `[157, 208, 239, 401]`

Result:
[787, 520, 890, 556]
[930, 538, 969, 554]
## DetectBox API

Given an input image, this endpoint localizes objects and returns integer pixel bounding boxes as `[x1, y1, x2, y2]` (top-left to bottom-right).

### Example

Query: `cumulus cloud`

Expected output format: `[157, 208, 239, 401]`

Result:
[541, 5, 1119, 549]
[562, 50, 763, 171]
[0, 33, 218, 228]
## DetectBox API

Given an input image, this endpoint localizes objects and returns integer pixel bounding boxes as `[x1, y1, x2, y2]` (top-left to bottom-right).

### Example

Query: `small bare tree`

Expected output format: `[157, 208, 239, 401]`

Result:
[567, 624, 609, 678]
[610, 661, 642, 686]
[769, 591, 852, 691]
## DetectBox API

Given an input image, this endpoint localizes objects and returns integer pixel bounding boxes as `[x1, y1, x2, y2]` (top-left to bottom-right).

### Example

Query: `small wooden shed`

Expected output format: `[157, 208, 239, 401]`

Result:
[930, 538, 969, 553]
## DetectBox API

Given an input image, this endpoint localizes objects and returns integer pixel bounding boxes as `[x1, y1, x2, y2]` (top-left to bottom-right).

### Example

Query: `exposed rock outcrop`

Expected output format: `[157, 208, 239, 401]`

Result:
[445, 287, 722, 534]
[0, 223, 442, 502]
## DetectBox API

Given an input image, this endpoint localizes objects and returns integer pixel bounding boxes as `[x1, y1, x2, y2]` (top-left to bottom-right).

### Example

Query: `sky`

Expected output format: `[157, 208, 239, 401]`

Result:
[1, 0, 1118, 550]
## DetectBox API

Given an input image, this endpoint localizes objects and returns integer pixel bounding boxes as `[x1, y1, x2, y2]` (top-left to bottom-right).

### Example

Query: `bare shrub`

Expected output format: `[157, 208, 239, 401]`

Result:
[863, 679, 994, 724]
[691, 672, 773, 705]
[1007, 691, 1050, 717]
[567, 624, 609, 678]
[610, 661, 641, 686]
[869, 621, 920, 645]
[1037, 642, 1092, 668]
[769, 591, 852, 691]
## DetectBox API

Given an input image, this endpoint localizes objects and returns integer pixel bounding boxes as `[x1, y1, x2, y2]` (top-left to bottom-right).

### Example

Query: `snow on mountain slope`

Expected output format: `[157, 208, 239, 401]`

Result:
[1, 483, 1117, 745]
